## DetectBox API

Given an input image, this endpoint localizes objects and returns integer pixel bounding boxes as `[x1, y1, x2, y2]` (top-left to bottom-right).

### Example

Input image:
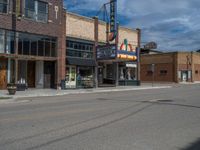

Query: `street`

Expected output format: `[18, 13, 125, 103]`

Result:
[0, 84, 200, 150]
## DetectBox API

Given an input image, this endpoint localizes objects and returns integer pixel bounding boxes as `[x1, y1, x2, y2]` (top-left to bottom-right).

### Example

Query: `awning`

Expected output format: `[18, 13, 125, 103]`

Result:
[66, 57, 96, 66]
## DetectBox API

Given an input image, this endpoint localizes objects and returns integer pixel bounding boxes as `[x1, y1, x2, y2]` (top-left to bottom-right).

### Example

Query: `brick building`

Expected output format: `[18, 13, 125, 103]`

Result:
[0, 0, 66, 89]
[141, 52, 200, 83]
[65, 12, 140, 88]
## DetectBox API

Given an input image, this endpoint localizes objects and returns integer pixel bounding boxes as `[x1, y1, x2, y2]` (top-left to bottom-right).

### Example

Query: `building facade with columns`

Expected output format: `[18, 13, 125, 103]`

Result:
[0, 0, 66, 90]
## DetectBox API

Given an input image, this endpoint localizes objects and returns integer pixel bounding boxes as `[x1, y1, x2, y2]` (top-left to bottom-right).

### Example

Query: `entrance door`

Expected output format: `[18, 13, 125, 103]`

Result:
[0, 59, 7, 89]
[182, 71, 188, 82]
[27, 61, 36, 88]
[65, 66, 76, 88]
[44, 61, 55, 89]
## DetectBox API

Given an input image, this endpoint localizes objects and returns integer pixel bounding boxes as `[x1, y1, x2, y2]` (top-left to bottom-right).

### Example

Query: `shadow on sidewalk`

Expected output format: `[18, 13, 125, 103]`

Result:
[181, 138, 200, 150]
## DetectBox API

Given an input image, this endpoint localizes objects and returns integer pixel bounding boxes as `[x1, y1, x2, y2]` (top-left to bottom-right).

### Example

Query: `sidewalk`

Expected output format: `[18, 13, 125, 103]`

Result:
[0, 85, 172, 100]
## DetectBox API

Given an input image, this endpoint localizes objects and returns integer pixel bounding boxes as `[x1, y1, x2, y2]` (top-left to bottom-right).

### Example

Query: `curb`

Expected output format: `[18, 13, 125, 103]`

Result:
[8, 86, 172, 99]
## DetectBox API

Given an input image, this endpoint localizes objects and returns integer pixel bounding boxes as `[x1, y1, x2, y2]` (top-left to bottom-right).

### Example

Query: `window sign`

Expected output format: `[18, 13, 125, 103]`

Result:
[96, 44, 116, 60]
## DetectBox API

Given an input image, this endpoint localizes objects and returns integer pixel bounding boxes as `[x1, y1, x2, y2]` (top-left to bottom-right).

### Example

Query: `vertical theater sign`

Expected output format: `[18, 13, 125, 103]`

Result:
[96, 0, 140, 86]
[109, 0, 117, 41]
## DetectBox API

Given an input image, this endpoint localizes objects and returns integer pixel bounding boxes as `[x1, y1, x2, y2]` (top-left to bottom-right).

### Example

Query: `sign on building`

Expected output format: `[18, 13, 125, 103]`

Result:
[96, 44, 117, 60]
[109, 0, 117, 41]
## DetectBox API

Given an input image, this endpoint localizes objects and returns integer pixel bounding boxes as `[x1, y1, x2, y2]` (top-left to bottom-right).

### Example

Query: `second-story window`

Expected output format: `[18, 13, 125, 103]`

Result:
[25, 0, 48, 23]
[0, 0, 8, 13]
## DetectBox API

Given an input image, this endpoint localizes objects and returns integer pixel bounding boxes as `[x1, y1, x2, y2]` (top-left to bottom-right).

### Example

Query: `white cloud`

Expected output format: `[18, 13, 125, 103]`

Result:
[64, 0, 200, 51]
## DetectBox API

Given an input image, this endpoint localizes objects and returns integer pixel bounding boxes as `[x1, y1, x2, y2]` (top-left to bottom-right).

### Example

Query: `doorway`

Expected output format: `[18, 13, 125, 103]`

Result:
[27, 61, 36, 88]
[44, 61, 55, 89]
[0, 58, 7, 89]
[65, 66, 76, 88]
[181, 71, 188, 82]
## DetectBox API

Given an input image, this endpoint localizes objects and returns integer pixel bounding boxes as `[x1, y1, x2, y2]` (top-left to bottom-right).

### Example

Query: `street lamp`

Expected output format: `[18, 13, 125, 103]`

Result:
[151, 64, 155, 87]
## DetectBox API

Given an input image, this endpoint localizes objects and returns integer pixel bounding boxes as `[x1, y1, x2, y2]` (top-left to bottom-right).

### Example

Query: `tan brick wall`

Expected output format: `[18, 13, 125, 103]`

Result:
[66, 12, 139, 47]
[118, 27, 138, 49]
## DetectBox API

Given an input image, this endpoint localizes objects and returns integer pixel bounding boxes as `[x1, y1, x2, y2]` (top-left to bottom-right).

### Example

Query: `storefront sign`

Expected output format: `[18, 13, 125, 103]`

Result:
[109, 0, 117, 41]
[117, 39, 137, 61]
[96, 44, 117, 60]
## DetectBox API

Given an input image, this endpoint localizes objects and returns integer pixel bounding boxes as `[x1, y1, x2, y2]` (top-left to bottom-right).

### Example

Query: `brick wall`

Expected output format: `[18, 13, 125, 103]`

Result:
[0, 0, 66, 88]
[141, 52, 200, 83]
[140, 53, 176, 82]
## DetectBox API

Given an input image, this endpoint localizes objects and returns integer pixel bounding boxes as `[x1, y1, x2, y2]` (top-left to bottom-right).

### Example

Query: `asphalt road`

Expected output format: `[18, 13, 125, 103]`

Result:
[0, 84, 200, 150]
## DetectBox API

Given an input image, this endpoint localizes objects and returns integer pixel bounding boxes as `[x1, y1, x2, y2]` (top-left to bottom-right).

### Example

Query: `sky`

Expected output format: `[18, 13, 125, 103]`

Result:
[64, 0, 200, 51]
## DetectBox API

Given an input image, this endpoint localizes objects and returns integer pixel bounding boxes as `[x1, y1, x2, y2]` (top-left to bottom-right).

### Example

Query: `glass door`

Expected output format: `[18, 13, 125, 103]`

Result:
[65, 66, 76, 88]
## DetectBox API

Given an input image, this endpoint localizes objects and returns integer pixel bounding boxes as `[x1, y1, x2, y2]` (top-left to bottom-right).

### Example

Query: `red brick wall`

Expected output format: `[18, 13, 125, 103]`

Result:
[141, 63, 174, 82]
[194, 64, 200, 81]
[140, 53, 176, 82]
[0, 0, 63, 37]
[0, 0, 66, 88]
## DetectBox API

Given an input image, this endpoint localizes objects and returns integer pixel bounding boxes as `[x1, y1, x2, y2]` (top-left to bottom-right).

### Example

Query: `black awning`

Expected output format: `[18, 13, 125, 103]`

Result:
[66, 57, 96, 66]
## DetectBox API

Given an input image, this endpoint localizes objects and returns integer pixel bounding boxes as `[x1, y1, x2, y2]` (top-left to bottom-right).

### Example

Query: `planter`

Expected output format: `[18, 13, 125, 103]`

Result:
[7, 84, 17, 95]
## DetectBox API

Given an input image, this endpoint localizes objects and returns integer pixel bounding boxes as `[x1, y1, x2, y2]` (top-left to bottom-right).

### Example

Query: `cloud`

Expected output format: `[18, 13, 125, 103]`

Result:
[64, 0, 200, 51]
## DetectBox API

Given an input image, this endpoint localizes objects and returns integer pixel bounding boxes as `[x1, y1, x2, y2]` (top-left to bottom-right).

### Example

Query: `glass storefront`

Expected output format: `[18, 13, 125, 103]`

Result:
[77, 66, 94, 88]
[18, 33, 57, 57]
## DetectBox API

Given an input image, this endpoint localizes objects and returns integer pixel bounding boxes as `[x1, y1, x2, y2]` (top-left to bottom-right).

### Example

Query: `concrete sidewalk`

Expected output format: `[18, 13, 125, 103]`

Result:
[0, 85, 172, 100]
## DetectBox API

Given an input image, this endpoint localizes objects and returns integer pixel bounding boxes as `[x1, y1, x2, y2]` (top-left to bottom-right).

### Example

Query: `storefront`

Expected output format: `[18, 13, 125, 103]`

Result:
[65, 38, 96, 89]
[0, 29, 57, 89]
[96, 40, 140, 87]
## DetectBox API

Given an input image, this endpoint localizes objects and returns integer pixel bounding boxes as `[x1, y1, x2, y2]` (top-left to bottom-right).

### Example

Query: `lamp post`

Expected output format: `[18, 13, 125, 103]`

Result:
[151, 64, 155, 87]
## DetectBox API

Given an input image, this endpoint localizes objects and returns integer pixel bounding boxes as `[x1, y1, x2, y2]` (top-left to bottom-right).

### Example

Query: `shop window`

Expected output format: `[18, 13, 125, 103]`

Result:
[6, 31, 15, 54]
[45, 40, 51, 56]
[51, 41, 56, 57]
[23, 39, 30, 55]
[31, 41, 37, 55]
[18, 39, 23, 54]
[38, 40, 44, 56]
[0, 0, 8, 13]
[160, 70, 167, 75]
[0, 30, 5, 53]
[25, 0, 48, 22]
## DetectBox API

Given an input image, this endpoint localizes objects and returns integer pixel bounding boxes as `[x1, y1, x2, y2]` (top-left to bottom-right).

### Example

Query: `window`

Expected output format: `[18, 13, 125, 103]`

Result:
[66, 40, 94, 59]
[147, 70, 153, 75]
[0, 0, 8, 13]
[160, 70, 167, 75]
[18, 32, 56, 57]
[6, 31, 15, 54]
[23, 39, 30, 55]
[0, 29, 5, 53]
[195, 70, 198, 74]
[25, 0, 48, 22]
